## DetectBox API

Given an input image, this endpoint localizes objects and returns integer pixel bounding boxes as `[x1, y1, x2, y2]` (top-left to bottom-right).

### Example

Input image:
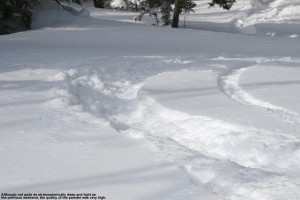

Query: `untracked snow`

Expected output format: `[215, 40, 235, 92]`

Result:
[0, 0, 300, 200]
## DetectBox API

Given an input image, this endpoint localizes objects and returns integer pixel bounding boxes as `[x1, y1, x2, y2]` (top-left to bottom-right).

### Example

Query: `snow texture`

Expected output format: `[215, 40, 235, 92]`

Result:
[0, 0, 300, 200]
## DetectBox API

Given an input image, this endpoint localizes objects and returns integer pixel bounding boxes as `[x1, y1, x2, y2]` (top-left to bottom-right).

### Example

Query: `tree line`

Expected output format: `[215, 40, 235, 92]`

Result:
[0, 0, 236, 35]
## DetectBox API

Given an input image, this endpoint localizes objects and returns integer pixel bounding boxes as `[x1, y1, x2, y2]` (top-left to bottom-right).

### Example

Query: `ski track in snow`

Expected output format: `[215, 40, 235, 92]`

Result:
[218, 63, 300, 128]
[48, 64, 300, 200]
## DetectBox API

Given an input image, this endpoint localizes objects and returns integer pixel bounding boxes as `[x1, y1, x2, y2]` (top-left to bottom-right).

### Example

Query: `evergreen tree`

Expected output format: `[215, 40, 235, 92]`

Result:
[149, 0, 159, 8]
[160, 0, 172, 25]
[208, 0, 236, 10]
[180, 0, 196, 13]
[0, 0, 75, 35]
[172, 0, 236, 28]
[171, 0, 195, 28]
[93, 0, 105, 8]
[133, 0, 194, 26]
[0, 0, 39, 34]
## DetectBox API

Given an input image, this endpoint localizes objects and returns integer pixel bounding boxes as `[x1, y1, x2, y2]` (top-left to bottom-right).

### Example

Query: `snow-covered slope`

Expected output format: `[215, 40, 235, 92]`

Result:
[0, 1, 300, 200]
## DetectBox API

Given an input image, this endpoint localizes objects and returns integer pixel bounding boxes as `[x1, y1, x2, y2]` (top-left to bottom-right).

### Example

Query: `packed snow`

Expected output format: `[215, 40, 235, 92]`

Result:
[0, 0, 300, 200]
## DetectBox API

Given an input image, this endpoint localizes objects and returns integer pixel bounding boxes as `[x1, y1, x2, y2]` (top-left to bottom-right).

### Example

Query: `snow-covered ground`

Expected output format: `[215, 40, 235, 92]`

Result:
[1, 0, 300, 200]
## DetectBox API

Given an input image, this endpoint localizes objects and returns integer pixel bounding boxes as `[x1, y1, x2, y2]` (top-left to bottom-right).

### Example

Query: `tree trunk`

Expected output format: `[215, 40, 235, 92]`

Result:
[172, 0, 180, 28]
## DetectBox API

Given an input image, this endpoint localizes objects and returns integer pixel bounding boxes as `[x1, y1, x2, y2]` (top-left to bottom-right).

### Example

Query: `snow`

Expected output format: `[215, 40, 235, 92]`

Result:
[1, 0, 300, 200]
[110, 0, 128, 10]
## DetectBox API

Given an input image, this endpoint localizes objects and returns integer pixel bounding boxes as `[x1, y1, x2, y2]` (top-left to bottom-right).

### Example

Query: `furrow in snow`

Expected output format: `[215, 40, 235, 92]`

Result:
[219, 66, 300, 127]
[48, 68, 300, 200]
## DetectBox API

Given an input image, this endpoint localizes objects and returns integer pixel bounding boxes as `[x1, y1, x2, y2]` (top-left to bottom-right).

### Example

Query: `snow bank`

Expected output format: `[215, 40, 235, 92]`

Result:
[234, 0, 300, 36]
[182, 0, 300, 37]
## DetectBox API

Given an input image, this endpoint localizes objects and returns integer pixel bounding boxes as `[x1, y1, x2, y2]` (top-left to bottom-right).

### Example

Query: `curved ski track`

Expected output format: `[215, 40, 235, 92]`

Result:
[52, 66, 300, 200]
[218, 65, 300, 128]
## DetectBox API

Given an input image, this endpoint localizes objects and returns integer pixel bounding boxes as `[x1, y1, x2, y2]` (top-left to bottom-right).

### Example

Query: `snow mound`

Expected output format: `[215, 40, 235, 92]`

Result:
[234, 0, 300, 36]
